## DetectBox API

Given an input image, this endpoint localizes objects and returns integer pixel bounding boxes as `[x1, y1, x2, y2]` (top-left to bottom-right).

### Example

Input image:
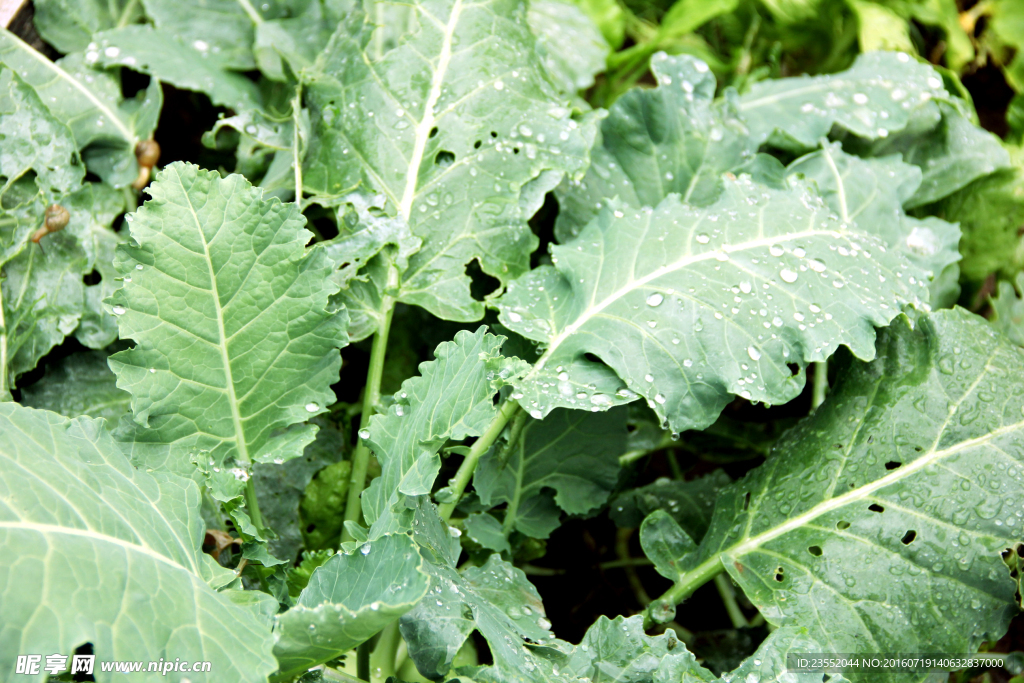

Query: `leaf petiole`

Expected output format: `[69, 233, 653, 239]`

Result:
[642, 555, 724, 629]
[341, 297, 396, 541]
[438, 399, 520, 521]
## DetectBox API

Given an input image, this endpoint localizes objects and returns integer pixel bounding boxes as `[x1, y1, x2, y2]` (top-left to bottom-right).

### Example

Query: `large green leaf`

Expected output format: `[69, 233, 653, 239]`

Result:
[0, 30, 161, 187]
[554, 53, 755, 242]
[302, 0, 599, 321]
[363, 327, 526, 530]
[273, 533, 430, 679]
[473, 406, 627, 539]
[0, 66, 88, 398]
[849, 101, 1011, 208]
[93, 26, 262, 109]
[19, 349, 130, 425]
[498, 178, 928, 433]
[785, 141, 962, 306]
[0, 402, 278, 680]
[736, 51, 949, 151]
[108, 162, 347, 477]
[669, 309, 1023, 681]
[140, 0, 269, 70]
[31, 0, 141, 54]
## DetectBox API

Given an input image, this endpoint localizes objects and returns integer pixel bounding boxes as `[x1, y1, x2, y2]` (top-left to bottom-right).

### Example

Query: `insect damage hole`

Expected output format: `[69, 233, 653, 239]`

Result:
[774, 566, 785, 582]
[435, 150, 455, 167]
[836, 520, 850, 529]
[884, 461, 902, 470]
[808, 545, 823, 556]
[901, 530, 917, 545]
[742, 491, 751, 510]
[868, 503, 885, 513]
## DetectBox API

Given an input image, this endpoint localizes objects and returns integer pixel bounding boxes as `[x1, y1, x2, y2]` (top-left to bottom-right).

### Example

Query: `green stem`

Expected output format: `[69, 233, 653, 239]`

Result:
[714, 573, 749, 629]
[499, 408, 530, 536]
[748, 612, 765, 628]
[616, 527, 650, 606]
[666, 450, 683, 479]
[438, 400, 520, 521]
[116, 0, 141, 27]
[812, 361, 828, 410]
[292, 85, 304, 204]
[369, 621, 401, 683]
[642, 556, 724, 629]
[243, 478, 266, 535]
[234, 0, 265, 24]
[122, 186, 137, 213]
[599, 557, 654, 569]
[0, 275, 8, 401]
[341, 299, 396, 541]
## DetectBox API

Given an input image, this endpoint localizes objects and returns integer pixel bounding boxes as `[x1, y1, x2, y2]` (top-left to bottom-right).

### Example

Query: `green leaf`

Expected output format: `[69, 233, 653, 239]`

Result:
[255, 419, 347, 562]
[528, 0, 609, 95]
[785, 141, 962, 307]
[273, 533, 430, 679]
[299, 458, 351, 551]
[736, 51, 949, 151]
[0, 30, 162, 187]
[69, 183, 127, 349]
[139, 0, 275, 70]
[400, 527, 562, 680]
[991, 274, 1024, 348]
[554, 53, 755, 242]
[565, 615, 714, 683]
[850, 101, 1011, 208]
[314, 192, 421, 343]
[19, 349, 130, 425]
[611, 470, 731, 541]
[0, 402, 278, 679]
[499, 179, 928, 434]
[93, 26, 262, 109]
[32, 0, 140, 54]
[302, 0, 599, 321]
[683, 309, 1024, 679]
[474, 407, 628, 539]
[848, 1, 915, 54]
[363, 327, 526, 529]
[0, 65, 88, 397]
[108, 162, 347, 477]
[640, 510, 699, 584]
[465, 512, 513, 552]
[930, 165, 1024, 282]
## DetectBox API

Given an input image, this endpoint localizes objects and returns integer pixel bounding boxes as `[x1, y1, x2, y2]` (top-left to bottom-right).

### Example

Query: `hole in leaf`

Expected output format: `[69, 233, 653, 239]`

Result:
[884, 461, 902, 470]
[466, 258, 500, 302]
[808, 545, 822, 556]
[83, 269, 101, 286]
[435, 150, 455, 167]
[429, 126, 438, 138]
[901, 530, 916, 545]
[787, 363, 799, 376]
[474, 140, 482, 149]
[836, 520, 850, 529]
[306, 524, 316, 533]
[490, 131, 498, 138]
[869, 503, 885, 513]
[743, 492, 751, 510]
[774, 567, 785, 582]
[914, 446, 922, 452]
[513, 147, 520, 154]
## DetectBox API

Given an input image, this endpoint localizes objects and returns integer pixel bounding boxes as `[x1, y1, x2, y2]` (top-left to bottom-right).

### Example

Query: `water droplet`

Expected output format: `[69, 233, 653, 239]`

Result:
[780, 269, 798, 283]
[747, 346, 761, 361]
[696, 233, 710, 244]
[646, 293, 664, 307]
[112, 305, 126, 315]
[305, 402, 319, 413]
[358, 429, 370, 440]
[494, 80, 504, 90]
[104, 46, 120, 58]
[360, 544, 372, 555]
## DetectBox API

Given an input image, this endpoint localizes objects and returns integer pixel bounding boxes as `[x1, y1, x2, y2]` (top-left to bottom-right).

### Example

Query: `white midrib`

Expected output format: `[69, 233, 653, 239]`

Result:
[4, 30, 135, 142]
[727, 419, 1024, 558]
[0, 521, 190, 574]
[399, 0, 464, 219]
[182, 180, 251, 466]
[820, 144, 850, 223]
[0, 280, 7, 397]
[528, 226, 844, 377]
